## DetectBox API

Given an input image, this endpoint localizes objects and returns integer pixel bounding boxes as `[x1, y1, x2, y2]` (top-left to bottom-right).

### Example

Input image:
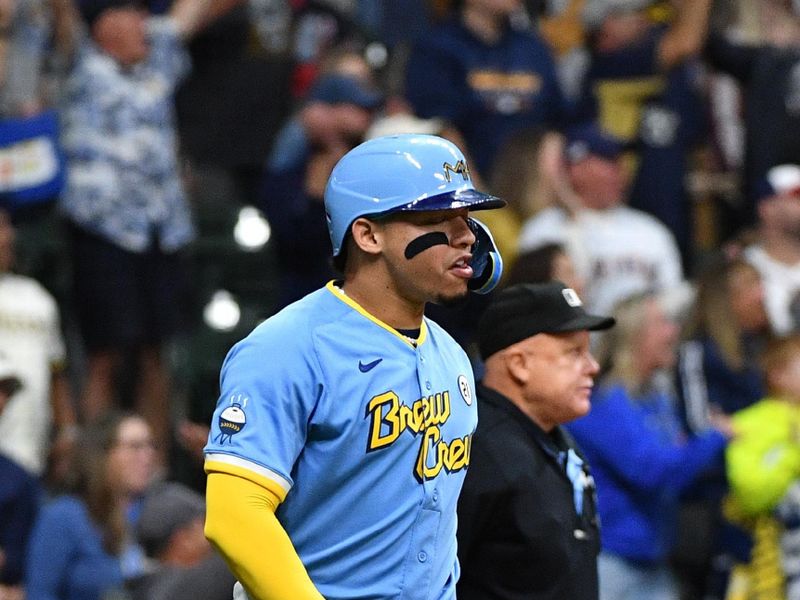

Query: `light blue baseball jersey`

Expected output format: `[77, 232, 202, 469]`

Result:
[204, 281, 478, 600]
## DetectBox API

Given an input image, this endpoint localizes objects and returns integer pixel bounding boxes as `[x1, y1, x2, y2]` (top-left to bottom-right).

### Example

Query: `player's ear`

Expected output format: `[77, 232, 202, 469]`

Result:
[351, 217, 384, 256]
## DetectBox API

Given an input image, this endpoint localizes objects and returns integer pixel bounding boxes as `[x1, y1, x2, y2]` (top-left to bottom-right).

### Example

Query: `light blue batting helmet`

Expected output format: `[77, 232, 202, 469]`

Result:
[324, 134, 506, 256]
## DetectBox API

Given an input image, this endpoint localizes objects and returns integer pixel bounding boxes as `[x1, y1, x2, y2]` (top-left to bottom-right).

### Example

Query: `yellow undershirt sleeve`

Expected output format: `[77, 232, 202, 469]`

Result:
[205, 471, 325, 600]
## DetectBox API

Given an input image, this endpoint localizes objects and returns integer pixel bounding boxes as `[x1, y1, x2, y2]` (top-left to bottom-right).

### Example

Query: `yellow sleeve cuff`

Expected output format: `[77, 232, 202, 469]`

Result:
[205, 456, 289, 503]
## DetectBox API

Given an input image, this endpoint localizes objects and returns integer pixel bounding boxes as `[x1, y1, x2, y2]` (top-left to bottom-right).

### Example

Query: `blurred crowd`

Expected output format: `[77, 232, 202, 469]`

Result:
[4, 0, 800, 598]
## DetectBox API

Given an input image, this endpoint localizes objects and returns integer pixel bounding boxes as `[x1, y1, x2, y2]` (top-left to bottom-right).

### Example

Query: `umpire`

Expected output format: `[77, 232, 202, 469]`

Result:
[457, 281, 614, 599]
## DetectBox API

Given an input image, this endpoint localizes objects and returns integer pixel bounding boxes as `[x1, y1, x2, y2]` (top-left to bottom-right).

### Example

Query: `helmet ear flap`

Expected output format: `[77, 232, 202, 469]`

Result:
[467, 218, 503, 294]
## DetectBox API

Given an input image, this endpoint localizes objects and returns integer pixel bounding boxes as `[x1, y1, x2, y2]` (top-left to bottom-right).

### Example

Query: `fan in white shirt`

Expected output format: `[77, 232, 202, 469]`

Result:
[743, 164, 800, 335]
[0, 209, 74, 478]
[518, 122, 686, 316]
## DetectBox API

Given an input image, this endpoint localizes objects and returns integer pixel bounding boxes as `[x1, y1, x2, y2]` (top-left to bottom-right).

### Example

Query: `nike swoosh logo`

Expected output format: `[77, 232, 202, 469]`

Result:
[359, 358, 383, 373]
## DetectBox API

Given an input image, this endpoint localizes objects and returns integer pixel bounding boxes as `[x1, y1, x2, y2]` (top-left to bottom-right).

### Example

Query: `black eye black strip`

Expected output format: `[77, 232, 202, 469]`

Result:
[404, 232, 450, 260]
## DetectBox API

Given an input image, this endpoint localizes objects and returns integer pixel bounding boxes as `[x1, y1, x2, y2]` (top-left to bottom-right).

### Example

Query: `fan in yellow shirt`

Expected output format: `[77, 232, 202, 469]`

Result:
[727, 334, 800, 600]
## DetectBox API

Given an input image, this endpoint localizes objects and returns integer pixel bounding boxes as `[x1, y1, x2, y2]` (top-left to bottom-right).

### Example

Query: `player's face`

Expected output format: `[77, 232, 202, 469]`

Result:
[379, 208, 477, 306]
[107, 416, 157, 496]
[518, 330, 599, 431]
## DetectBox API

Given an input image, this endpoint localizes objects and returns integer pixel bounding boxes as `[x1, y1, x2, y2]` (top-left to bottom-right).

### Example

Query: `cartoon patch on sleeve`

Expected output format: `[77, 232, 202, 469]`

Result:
[215, 395, 248, 445]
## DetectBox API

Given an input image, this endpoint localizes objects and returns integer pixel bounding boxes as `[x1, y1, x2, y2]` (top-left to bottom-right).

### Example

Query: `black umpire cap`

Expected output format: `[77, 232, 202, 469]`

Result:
[477, 281, 615, 360]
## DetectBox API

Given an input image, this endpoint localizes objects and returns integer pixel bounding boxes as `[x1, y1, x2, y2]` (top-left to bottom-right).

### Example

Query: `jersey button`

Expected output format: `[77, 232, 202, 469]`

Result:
[425, 381, 432, 390]
[417, 551, 428, 562]
[432, 492, 439, 503]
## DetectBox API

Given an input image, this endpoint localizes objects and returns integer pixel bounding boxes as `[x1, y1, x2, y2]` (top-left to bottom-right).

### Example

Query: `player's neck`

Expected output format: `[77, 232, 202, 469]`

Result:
[341, 273, 425, 331]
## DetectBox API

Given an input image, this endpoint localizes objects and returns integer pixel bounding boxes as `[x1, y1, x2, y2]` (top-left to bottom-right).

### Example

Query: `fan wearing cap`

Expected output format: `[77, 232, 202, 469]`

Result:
[456, 281, 613, 600]
[742, 164, 800, 336]
[574, 0, 713, 265]
[126, 482, 235, 600]
[260, 48, 384, 309]
[204, 134, 506, 599]
[518, 122, 685, 316]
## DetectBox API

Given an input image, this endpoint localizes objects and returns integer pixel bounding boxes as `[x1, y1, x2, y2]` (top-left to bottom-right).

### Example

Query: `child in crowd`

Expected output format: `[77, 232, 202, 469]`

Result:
[727, 335, 800, 600]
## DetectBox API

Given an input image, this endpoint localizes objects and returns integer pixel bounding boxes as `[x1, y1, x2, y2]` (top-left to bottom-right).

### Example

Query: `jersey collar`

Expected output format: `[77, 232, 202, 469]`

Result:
[326, 280, 428, 348]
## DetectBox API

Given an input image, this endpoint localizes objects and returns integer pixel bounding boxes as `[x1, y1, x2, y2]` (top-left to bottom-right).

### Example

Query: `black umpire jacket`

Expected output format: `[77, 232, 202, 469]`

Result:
[456, 383, 600, 600]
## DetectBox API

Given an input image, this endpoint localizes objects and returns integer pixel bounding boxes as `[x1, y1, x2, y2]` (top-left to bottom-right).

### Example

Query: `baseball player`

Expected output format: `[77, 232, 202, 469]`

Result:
[203, 134, 505, 599]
